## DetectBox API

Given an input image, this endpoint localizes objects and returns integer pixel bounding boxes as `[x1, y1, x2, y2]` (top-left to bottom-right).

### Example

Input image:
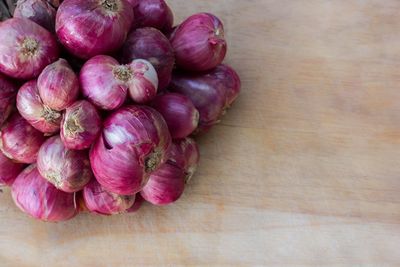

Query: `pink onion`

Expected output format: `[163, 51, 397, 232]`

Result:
[37, 58, 79, 111]
[130, 0, 173, 33]
[16, 80, 62, 133]
[0, 18, 59, 79]
[61, 100, 102, 150]
[0, 150, 24, 186]
[0, 74, 17, 127]
[13, 0, 56, 32]
[0, 113, 45, 163]
[90, 106, 171, 195]
[11, 165, 77, 222]
[121, 27, 174, 90]
[37, 136, 92, 193]
[56, 0, 133, 59]
[170, 13, 227, 72]
[151, 93, 199, 139]
[170, 71, 227, 132]
[209, 64, 241, 106]
[168, 138, 200, 183]
[80, 55, 158, 109]
[83, 178, 135, 215]
[140, 162, 185, 206]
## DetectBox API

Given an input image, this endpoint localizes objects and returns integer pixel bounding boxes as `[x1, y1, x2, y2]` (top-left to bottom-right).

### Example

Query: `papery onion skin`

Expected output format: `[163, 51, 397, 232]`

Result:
[56, 0, 133, 59]
[16, 80, 62, 133]
[121, 27, 174, 90]
[140, 162, 185, 206]
[0, 18, 59, 79]
[0, 113, 45, 163]
[83, 179, 135, 215]
[170, 71, 226, 132]
[37, 58, 79, 111]
[80, 55, 128, 110]
[80, 56, 158, 109]
[170, 13, 227, 72]
[90, 105, 171, 195]
[151, 93, 199, 139]
[0, 74, 17, 127]
[0, 150, 24, 186]
[11, 165, 77, 222]
[61, 100, 102, 150]
[14, 0, 56, 32]
[168, 138, 200, 183]
[37, 136, 92, 193]
[131, 0, 173, 33]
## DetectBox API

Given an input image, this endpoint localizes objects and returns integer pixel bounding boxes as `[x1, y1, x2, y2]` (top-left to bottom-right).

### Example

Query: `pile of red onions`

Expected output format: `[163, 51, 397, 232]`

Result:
[0, 0, 241, 222]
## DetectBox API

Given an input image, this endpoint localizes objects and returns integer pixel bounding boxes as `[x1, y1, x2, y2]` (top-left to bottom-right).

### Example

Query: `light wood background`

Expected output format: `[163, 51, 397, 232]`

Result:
[1, 0, 400, 266]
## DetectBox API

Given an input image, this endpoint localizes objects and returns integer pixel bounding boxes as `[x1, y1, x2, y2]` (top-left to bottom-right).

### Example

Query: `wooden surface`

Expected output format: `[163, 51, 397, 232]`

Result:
[1, 0, 400, 266]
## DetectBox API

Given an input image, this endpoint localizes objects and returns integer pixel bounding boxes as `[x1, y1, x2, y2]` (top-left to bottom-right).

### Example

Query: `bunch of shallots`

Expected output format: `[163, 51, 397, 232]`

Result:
[0, 0, 240, 221]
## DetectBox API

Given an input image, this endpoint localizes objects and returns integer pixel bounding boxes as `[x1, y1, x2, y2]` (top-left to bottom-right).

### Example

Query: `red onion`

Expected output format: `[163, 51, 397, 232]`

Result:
[83, 179, 135, 215]
[16, 80, 62, 133]
[130, 0, 173, 33]
[170, 71, 227, 132]
[80, 55, 158, 109]
[0, 18, 59, 79]
[90, 106, 171, 195]
[13, 0, 56, 32]
[56, 0, 133, 59]
[121, 27, 175, 90]
[37, 136, 92, 193]
[168, 138, 200, 183]
[11, 165, 77, 222]
[37, 58, 79, 111]
[127, 193, 143, 213]
[140, 162, 185, 206]
[170, 13, 227, 71]
[0, 150, 23, 186]
[210, 64, 241, 106]
[0, 113, 45, 163]
[0, 74, 17, 127]
[151, 93, 199, 139]
[61, 100, 102, 150]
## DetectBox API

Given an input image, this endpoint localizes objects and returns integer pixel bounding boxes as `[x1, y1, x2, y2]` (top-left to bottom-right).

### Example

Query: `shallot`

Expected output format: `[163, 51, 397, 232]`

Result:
[37, 136, 92, 193]
[11, 165, 77, 222]
[0, 150, 23, 186]
[0, 74, 17, 127]
[13, 0, 56, 32]
[130, 0, 173, 33]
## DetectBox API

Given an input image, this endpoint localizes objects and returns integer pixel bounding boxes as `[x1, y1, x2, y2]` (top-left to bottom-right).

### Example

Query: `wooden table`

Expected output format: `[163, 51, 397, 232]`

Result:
[1, 0, 400, 266]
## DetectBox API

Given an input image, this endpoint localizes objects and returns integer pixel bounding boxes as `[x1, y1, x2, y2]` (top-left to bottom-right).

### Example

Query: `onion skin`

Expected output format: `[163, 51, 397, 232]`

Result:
[210, 64, 241, 106]
[0, 113, 45, 163]
[37, 58, 79, 111]
[170, 71, 227, 132]
[0, 74, 17, 127]
[121, 27, 174, 90]
[131, 0, 173, 33]
[168, 138, 200, 183]
[140, 162, 185, 206]
[0, 18, 59, 79]
[170, 13, 227, 72]
[16, 80, 62, 133]
[80, 56, 158, 109]
[56, 0, 133, 59]
[37, 136, 92, 193]
[14, 0, 56, 32]
[83, 179, 135, 215]
[0, 150, 24, 186]
[11, 165, 77, 222]
[151, 93, 199, 139]
[127, 193, 143, 213]
[61, 100, 102, 150]
[90, 106, 171, 195]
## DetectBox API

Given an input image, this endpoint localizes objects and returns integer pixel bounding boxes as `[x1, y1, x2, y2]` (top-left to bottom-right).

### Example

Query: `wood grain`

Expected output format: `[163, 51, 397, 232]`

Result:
[1, 0, 400, 266]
